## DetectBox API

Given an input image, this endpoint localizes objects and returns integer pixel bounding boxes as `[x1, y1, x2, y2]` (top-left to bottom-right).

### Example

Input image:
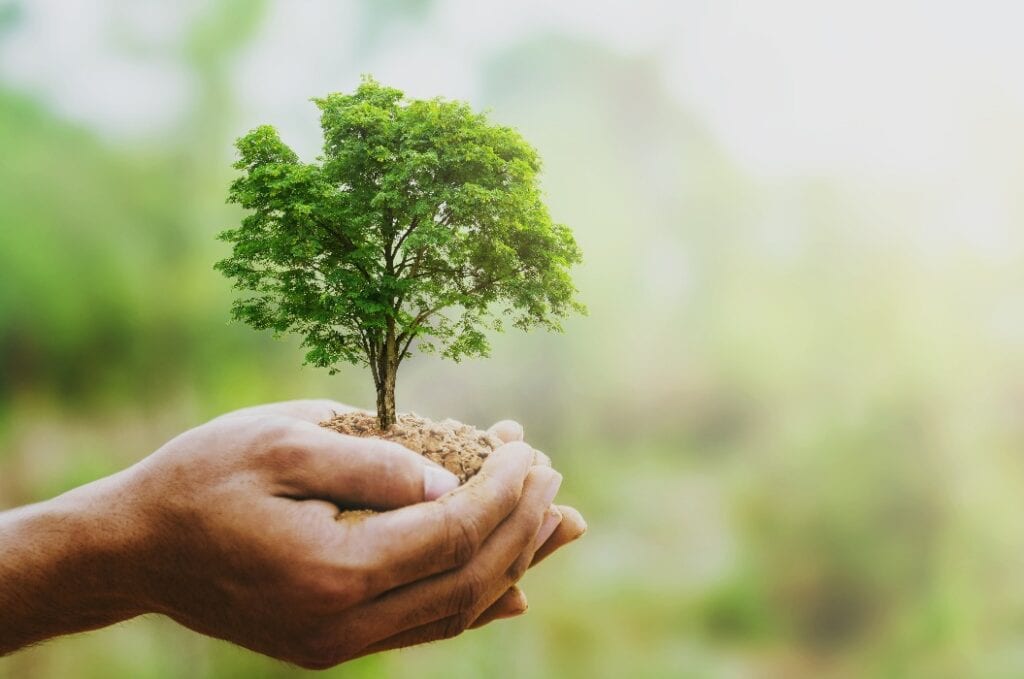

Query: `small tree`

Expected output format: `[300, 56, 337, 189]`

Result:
[216, 77, 585, 429]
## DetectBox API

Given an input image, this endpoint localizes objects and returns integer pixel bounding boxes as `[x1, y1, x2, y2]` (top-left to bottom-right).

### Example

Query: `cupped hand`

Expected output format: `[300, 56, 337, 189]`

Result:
[469, 418, 588, 629]
[108, 400, 583, 668]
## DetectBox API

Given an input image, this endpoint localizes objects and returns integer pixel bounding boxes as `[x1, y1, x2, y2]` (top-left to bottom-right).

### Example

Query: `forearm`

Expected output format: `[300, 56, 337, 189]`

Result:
[0, 474, 145, 655]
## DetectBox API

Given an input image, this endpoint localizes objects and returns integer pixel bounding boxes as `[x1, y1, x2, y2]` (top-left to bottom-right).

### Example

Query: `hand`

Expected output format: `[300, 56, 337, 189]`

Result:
[0, 400, 585, 669]
[467, 419, 588, 629]
[216, 402, 586, 654]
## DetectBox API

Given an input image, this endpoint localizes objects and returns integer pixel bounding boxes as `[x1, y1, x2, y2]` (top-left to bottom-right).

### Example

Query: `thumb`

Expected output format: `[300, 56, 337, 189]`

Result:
[284, 423, 460, 510]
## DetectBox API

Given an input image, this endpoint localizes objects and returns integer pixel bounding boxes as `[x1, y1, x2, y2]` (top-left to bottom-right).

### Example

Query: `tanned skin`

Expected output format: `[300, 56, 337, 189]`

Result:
[0, 400, 586, 669]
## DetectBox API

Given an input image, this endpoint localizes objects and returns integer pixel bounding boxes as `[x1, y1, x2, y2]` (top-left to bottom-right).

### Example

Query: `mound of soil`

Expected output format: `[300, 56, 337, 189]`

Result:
[319, 411, 504, 483]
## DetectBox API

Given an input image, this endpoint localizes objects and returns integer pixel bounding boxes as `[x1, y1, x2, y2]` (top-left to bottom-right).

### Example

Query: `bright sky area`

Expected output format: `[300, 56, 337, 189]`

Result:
[3, 0, 1023, 256]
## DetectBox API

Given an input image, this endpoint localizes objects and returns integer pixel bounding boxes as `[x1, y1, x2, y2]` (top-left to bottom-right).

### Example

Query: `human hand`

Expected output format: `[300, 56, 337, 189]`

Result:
[110, 400, 577, 667]
[207, 402, 587, 650]
[0, 400, 585, 667]
[467, 419, 588, 628]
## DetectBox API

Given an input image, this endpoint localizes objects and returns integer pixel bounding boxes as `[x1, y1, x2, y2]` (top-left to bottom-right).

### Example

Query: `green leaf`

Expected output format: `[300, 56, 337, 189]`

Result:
[216, 76, 585, 390]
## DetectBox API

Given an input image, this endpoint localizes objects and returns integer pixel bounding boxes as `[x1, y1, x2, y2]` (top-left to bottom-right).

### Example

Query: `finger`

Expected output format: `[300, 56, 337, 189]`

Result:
[350, 466, 562, 649]
[363, 584, 530, 661]
[273, 422, 459, 509]
[472, 504, 585, 629]
[531, 504, 587, 566]
[277, 406, 450, 472]
[487, 420, 523, 443]
[353, 585, 528, 659]
[485, 421, 550, 468]
[347, 441, 538, 593]
[470, 586, 528, 629]
[349, 614, 464, 660]
[222, 399, 357, 424]
[467, 507, 560, 630]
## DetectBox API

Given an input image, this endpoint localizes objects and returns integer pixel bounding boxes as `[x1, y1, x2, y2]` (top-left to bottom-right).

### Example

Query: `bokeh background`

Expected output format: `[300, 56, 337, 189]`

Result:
[3, 1, 1024, 677]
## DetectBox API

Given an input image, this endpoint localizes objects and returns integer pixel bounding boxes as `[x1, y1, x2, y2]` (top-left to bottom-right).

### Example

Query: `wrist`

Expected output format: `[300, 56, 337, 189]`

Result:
[0, 471, 148, 654]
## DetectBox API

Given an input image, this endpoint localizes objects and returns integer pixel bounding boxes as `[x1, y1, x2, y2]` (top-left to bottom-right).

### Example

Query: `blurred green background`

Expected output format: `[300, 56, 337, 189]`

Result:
[4, 1, 1024, 677]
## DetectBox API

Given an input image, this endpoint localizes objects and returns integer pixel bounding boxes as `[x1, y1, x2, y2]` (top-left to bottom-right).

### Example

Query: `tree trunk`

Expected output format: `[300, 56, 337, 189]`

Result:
[375, 367, 396, 430]
[375, 322, 399, 429]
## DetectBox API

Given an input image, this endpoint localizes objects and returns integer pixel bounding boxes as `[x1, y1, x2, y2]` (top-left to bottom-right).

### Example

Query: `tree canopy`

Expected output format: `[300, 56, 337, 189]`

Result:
[216, 77, 584, 426]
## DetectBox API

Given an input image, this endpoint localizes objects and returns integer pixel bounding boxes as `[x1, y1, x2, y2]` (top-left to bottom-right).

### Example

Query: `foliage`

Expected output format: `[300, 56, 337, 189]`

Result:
[215, 77, 584, 425]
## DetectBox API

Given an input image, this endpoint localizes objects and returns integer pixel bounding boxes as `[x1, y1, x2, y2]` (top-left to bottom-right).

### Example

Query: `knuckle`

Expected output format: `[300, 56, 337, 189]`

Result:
[445, 510, 483, 567]
[494, 479, 520, 512]
[453, 569, 487, 611]
[313, 566, 371, 610]
[294, 631, 344, 670]
[257, 420, 314, 468]
[439, 569, 484, 629]
[259, 414, 298, 441]
[343, 566, 374, 603]
[289, 559, 368, 614]
[439, 612, 473, 640]
[505, 553, 531, 583]
[252, 417, 299, 452]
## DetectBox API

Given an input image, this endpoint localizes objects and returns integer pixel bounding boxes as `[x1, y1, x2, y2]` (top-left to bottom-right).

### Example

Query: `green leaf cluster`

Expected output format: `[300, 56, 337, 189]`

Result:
[216, 76, 584, 384]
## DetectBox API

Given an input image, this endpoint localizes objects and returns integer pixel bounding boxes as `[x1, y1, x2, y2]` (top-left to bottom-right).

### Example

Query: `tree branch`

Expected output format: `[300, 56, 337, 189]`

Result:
[457, 272, 515, 297]
[404, 262, 462, 280]
[394, 252, 419, 276]
[394, 215, 420, 253]
[398, 329, 417, 361]
[393, 269, 519, 352]
[318, 222, 374, 283]
[395, 304, 445, 351]
[355, 326, 379, 384]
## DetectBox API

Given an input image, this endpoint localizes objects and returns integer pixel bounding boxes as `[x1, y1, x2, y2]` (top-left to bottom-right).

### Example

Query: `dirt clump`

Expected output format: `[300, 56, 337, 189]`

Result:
[319, 411, 503, 483]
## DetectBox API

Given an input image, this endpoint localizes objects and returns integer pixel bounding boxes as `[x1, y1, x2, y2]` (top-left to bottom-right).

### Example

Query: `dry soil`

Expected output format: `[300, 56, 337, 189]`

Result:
[319, 411, 503, 483]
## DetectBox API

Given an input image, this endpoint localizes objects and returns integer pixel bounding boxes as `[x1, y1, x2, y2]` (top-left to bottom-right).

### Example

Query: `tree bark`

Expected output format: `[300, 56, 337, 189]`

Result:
[375, 321, 399, 429]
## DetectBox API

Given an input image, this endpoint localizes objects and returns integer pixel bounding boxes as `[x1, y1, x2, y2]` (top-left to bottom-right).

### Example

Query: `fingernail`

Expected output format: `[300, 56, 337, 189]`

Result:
[423, 466, 460, 500]
[539, 469, 563, 507]
[533, 508, 562, 550]
[532, 449, 552, 467]
[497, 589, 529, 619]
[496, 607, 528, 619]
[510, 589, 529, 615]
[559, 505, 588, 540]
[489, 419, 524, 441]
